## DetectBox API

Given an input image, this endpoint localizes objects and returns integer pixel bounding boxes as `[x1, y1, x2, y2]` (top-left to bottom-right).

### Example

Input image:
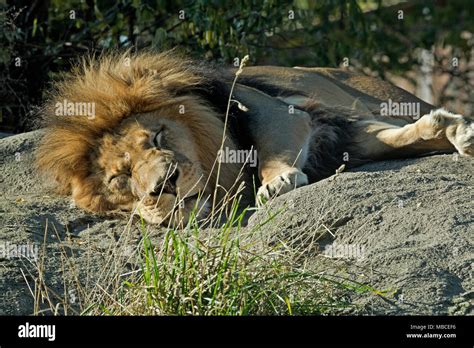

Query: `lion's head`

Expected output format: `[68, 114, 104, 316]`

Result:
[36, 50, 242, 226]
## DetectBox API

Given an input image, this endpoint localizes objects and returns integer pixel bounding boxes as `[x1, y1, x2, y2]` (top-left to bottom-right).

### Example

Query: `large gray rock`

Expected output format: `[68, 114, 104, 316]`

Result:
[249, 154, 473, 315]
[0, 131, 472, 315]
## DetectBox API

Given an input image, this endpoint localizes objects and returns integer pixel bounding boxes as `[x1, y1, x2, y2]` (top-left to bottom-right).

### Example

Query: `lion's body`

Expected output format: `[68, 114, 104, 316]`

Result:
[36, 51, 474, 225]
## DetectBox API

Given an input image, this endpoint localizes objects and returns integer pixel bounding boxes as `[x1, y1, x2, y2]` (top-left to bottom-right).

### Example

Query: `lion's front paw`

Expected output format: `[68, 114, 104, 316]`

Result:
[257, 168, 308, 205]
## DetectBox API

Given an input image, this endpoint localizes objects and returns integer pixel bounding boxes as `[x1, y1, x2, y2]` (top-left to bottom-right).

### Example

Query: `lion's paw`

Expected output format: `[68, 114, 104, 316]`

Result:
[423, 109, 474, 157]
[257, 168, 308, 206]
[450, 118, 474, 157]
[419, 109, 457, 140]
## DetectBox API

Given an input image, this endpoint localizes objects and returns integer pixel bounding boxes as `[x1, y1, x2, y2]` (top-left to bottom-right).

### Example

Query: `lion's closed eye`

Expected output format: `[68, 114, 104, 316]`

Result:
[153, 128, 165, 148]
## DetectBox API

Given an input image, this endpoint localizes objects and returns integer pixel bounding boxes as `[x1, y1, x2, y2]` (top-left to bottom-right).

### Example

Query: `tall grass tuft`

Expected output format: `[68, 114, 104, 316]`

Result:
[88, 200, 364, 316]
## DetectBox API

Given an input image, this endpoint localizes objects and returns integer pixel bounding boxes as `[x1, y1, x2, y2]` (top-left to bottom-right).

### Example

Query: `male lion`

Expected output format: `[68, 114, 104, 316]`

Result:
[36, 51, 474, 226]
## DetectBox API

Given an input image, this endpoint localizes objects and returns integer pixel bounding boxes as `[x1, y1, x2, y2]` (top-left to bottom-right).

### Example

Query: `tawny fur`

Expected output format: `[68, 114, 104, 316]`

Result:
[36, 51, 240, 214]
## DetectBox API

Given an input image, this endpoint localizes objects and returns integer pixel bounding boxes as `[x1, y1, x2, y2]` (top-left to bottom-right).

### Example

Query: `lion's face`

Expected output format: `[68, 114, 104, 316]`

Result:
[93, 111, 211, 225]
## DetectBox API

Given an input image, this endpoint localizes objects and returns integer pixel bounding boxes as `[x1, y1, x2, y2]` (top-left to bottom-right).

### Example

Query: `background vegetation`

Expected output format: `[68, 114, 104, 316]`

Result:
[1, 0, 473, 132]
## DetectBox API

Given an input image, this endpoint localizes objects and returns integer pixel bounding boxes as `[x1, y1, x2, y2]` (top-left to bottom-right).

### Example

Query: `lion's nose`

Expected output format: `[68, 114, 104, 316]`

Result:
[151, 169, 179, 196]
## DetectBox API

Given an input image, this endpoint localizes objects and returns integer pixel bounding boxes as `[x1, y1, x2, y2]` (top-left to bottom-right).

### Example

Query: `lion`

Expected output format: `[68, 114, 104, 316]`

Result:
[36, 50, 474, 226]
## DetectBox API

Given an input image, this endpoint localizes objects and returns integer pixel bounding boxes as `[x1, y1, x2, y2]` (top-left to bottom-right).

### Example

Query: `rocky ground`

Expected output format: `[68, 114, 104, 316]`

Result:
[0, 130, 472, 315]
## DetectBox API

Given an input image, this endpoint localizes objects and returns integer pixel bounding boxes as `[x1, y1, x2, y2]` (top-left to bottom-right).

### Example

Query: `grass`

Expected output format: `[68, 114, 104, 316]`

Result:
[75, 199, 377, 316]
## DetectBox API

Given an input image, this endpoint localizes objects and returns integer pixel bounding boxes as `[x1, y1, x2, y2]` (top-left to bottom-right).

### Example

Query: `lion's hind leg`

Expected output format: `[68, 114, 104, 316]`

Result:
[354, 108, 474, 160]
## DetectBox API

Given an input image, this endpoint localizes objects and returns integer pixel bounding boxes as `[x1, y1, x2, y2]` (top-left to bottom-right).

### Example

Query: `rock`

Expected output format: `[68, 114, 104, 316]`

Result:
[0, 131, 472, 315]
